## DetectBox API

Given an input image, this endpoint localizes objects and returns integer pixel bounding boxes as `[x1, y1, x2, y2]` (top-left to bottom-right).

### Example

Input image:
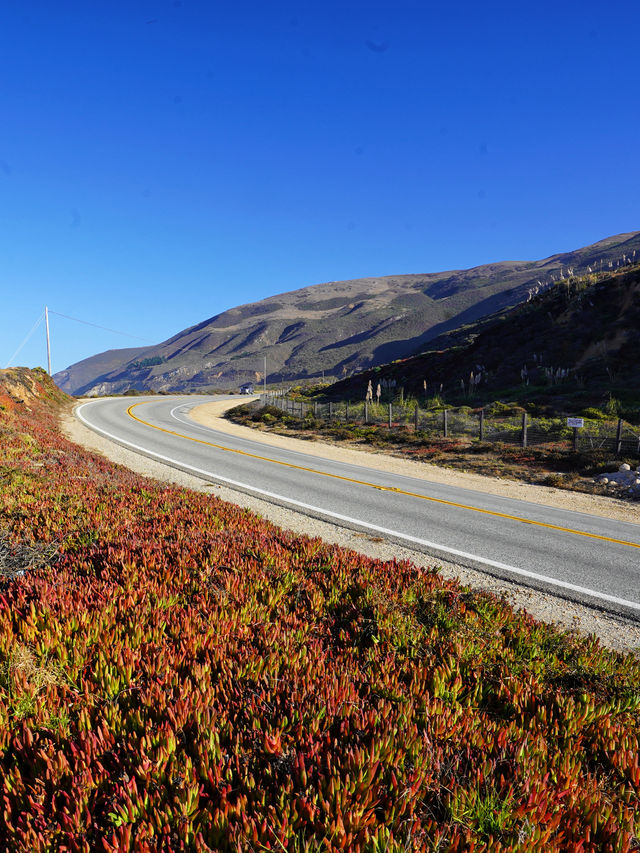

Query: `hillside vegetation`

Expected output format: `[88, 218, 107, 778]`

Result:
[327, 262, 640, 416]
[1, 369, 640, 850]
[54, 230, 640, 396]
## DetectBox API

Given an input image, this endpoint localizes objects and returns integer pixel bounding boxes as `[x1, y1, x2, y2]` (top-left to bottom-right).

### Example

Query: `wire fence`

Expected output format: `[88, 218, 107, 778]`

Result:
[259, 394, 640, 457]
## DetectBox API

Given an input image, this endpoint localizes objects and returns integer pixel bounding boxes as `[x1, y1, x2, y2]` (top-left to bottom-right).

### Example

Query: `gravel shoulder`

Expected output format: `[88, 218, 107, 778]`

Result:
[62, 400, 640, 654]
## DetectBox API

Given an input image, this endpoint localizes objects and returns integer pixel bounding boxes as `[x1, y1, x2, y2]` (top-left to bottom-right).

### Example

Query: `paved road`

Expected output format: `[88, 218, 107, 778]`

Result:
[76, 395, 640, 620]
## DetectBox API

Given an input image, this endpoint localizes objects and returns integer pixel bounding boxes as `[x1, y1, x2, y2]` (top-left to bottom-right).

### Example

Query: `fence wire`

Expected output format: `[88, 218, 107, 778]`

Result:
[260, 394, 639, 458]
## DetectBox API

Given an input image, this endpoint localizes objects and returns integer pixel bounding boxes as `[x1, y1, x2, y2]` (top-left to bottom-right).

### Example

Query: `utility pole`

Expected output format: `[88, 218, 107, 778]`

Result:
[45, 306, 52, 376]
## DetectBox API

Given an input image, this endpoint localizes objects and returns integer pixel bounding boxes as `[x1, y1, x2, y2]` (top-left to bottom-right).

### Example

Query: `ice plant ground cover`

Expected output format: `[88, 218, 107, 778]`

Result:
[0, 370, 639, 851]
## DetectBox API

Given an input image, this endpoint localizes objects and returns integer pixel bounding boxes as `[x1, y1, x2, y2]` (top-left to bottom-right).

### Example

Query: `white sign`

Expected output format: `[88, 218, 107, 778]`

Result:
[567, 417, 584, 428]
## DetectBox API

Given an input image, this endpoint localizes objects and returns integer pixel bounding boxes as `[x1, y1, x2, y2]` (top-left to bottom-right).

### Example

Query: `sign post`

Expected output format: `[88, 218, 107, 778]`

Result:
[567, 417, 584, 451]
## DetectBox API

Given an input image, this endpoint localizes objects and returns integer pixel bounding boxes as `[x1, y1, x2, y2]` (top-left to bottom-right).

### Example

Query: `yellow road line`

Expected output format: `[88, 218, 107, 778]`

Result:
[127, 403, 640, 551]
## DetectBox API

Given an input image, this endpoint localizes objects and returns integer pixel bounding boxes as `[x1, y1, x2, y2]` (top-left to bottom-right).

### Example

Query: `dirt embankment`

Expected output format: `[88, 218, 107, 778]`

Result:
[0, 366, 69, 410]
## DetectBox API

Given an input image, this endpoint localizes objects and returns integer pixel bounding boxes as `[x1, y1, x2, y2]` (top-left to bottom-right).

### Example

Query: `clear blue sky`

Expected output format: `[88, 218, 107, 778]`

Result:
[2, 0, 639, 374]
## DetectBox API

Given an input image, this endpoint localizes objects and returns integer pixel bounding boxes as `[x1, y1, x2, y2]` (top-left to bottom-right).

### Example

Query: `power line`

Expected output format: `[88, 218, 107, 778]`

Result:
[4, 312, 45, 369]
[5, 309, 154, 373]
[49, 310, 153, 343]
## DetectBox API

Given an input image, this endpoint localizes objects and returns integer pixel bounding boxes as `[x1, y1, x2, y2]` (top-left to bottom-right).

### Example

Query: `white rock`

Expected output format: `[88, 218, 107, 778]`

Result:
[600, 477, 609, 485]
[619, 463, 631, 471]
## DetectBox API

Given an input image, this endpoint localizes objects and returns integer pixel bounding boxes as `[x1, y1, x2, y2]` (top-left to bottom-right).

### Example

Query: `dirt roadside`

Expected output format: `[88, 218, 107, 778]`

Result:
[62, 399, 640, 653]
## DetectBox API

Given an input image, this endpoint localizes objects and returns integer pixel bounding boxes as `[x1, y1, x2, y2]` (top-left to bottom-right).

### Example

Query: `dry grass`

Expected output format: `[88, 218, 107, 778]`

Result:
[0, 644, 71, 724]
[0, 531, 58, 580]
[5, 644, 63, 692]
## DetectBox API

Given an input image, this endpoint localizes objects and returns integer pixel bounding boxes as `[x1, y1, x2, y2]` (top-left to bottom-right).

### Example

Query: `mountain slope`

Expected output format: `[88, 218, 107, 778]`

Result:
[53, 346, 147, 397]
[327, 261, 640, 412]
[55, 230, 640, 395]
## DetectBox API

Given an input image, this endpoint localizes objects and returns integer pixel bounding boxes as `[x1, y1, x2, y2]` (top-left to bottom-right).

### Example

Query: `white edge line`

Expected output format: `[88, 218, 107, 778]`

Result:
[76, 401, 640, 614]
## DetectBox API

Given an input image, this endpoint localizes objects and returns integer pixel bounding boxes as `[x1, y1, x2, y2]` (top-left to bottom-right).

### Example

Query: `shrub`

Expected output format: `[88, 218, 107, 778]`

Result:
[486, 400, 526, 417]
[604, 395, 621, 417]
[581, 407, 608, 420]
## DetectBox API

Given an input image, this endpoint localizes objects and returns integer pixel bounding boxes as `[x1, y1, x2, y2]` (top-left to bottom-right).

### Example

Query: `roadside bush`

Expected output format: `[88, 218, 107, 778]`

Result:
[604, 395, 621, 417]
[542, 472, 564, 487]
[581, 407, 608, 420]
[486, 400, 526, 417]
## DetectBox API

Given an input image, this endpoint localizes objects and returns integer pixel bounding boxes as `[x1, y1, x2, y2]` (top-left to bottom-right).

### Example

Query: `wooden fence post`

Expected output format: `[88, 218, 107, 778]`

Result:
[388, 403, 392, 429]
[616, 418, 623, 456]
[314, 401, 318, 417]
[346, 401, 349, 421]
[364, 401, 368, 423]
[521, 412, 528, 448]
[443, 409, 448, 438]
[479, 409, 484, 441]
[414, 405, 419, 431]
[573, 427, 579, 451]
[329, 401, 333, 419]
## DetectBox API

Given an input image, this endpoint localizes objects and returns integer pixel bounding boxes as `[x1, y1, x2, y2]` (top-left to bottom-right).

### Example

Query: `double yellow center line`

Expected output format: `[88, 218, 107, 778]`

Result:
[127, 403, 640, 551]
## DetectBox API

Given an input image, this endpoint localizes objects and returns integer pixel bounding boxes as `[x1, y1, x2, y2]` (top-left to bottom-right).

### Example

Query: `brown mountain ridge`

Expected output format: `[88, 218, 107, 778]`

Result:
[54, 230, 640, 396]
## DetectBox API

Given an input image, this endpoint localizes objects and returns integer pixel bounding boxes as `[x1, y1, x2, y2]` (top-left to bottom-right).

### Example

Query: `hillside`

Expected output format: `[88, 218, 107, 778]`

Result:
[0, 365, 69, 410]
[52, 346, 146, 397]
[2, 367, 640, 849]
[54, 230, 640, 396]
[326, 261, 640, 413]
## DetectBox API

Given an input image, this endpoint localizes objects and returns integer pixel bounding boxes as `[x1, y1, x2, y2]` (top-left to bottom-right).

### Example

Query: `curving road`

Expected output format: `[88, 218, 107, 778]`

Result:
[76, 395, 640, 620]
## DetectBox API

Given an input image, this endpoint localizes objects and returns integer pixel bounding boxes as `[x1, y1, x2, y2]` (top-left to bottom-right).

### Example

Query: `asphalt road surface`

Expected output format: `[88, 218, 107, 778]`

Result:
[76, 395, 640, 620]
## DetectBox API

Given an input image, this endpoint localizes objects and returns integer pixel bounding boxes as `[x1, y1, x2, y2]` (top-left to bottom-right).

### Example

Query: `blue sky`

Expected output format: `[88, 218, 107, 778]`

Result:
[2, 0, 639, 374]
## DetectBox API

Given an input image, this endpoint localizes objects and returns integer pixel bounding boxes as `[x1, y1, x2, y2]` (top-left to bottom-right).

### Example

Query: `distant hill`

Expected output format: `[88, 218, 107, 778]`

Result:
[54, 230, 640, 396]
[53, 346, 146, 398]
[326, 261, 640, 413]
